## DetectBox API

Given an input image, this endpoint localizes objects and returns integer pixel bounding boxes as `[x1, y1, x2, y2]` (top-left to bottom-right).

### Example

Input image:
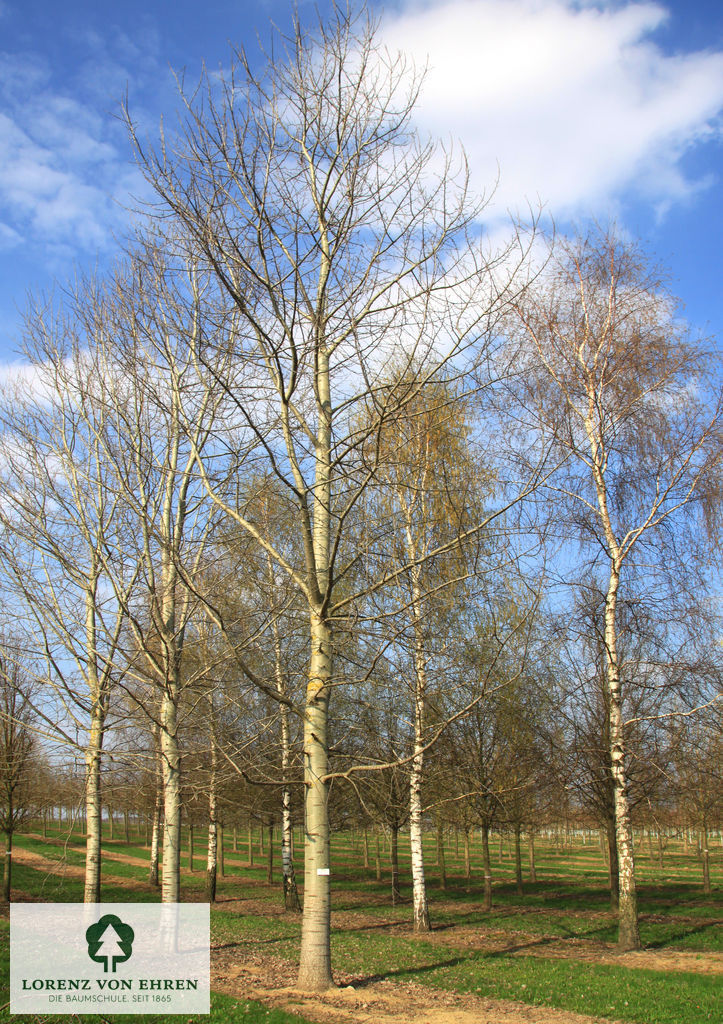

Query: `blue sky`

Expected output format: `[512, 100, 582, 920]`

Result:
[1, 0, 722, 362]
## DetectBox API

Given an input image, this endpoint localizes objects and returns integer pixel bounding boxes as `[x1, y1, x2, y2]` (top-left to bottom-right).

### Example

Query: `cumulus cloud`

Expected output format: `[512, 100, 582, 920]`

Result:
[381, 0, 723, 219]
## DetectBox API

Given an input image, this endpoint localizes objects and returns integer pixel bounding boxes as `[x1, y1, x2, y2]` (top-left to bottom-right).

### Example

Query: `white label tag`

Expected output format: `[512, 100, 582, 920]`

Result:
[11, 904, 210, 1015]
[316, 868, 330, 875]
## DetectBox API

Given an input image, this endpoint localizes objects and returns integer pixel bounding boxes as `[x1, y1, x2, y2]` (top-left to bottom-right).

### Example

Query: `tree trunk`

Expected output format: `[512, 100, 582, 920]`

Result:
[187, 823, 195, 872]
[390, 823, 401, 906]
[248, 821, 254, 867]
[481, 822, 492, 911]
[528, 832, 537, 884]
[160, 687, 181, 903]
[514, 823, 523, 895]
[84, 698, 105, 903]
[124, 809, 130, 845]
[406, 553, 431, 932]
[363, 828, 370, 870]
[606, 816, 620, 908]
[219, 827, 225, 877]
[267, 823, 274, 885]
[2, 830, 12, 902]
[702, 823, 711, 894]
[437, 816, 447, 891]
[464, 829, 471, 880]
[375, 830, 382, 881]
[297, 611, 333, 991]
[206, 693, 218, 903]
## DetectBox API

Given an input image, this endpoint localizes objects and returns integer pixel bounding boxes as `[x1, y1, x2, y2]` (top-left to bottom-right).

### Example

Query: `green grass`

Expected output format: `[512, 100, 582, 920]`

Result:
[0, 919, 314, 1024]
[7, 825, 723, 1024]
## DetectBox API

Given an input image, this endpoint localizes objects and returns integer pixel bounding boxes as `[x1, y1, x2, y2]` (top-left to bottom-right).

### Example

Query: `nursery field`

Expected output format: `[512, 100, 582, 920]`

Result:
[0, 824, 721, 1024]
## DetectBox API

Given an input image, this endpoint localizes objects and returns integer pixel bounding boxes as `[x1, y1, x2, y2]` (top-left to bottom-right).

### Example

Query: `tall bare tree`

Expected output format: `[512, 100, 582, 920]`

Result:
[511, 228, 721, 949]
[125, 5, 532, 988]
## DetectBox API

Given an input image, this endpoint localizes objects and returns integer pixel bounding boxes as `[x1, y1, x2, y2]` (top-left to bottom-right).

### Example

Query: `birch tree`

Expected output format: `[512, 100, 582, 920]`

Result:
[0, 319, 142, 903]
[512, 228, 721, 949]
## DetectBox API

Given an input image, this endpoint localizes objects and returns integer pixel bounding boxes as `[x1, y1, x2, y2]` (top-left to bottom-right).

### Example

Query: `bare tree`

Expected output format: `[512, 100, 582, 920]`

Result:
[125, 5, 531, 988]
[0, 650, 38, 901]
[511, 227, 722, 949]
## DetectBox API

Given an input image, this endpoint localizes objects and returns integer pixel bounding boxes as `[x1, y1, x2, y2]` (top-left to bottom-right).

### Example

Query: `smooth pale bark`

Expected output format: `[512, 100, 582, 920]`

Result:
[297, 338, 335, 991]
[363, 828, 370, 870]
[297, 612, 333, 991]
[528, 832, 537, 884]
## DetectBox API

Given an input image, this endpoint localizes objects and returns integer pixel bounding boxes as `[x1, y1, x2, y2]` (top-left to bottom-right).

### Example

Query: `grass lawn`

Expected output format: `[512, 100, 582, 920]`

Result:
[1, 824, 720, 1024]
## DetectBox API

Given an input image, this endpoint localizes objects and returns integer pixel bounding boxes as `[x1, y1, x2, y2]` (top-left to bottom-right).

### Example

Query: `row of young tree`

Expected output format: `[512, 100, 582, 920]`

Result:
[0, 5, 720, 991]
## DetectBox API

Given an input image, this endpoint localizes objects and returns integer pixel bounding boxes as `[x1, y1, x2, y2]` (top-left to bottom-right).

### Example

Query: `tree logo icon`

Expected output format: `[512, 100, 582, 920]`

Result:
[86, 914, 135, 973]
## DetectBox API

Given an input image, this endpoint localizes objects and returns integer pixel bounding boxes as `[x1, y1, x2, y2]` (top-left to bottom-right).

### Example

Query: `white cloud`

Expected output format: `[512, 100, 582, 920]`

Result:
[381, 0, 723, 219]
[0, 30, 165, 267]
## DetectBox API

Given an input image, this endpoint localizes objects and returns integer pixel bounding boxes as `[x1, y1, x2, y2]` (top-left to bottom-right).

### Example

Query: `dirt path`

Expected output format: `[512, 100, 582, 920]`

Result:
[212, 947, 626, 1024]
[11, 846, 154, 891]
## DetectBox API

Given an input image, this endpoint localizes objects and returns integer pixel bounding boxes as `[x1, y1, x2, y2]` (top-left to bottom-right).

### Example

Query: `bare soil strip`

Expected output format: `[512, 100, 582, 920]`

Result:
[212, 948, 626, 1024]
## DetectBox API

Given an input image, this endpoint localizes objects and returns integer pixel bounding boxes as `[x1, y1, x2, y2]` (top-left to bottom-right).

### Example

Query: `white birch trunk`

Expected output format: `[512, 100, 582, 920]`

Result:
[149, 727, 162, 887]
[84, 589, 105, 904]
[206, 698, 218, 903]
[160, 687, 180, 903]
